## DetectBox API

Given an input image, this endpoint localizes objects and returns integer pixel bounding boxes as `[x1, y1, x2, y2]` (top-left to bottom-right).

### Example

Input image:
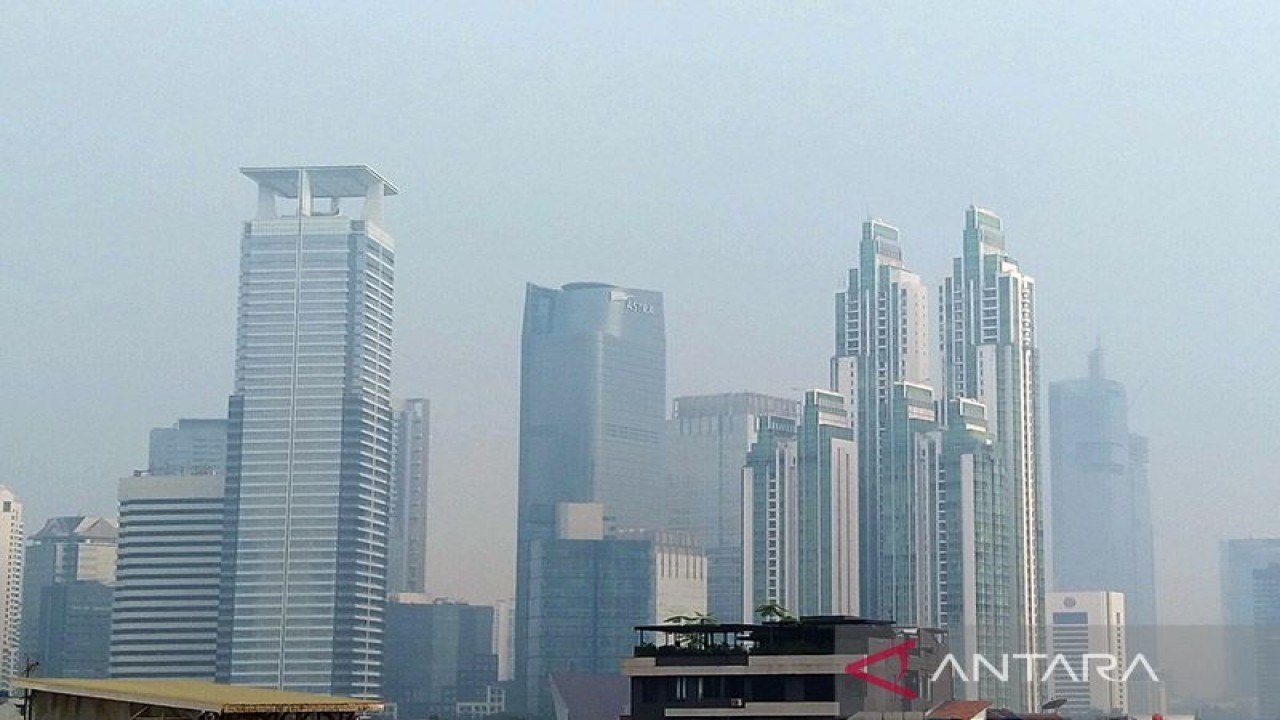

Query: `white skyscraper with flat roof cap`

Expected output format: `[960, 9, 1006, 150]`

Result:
[219, 166, 397, 698]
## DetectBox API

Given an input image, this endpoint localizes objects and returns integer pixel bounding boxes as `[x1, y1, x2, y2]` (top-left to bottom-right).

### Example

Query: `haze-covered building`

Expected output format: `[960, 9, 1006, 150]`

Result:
[939, 206, 1044, 709]
[523, 503, 705, 718]
[515, 282, 666, 714]
[667, 392, 799, 621]
[833, 218, 936, 626]
[23, 515, 118, 676]
[111, 473, 224, 680]
[219, 166, 398, 697]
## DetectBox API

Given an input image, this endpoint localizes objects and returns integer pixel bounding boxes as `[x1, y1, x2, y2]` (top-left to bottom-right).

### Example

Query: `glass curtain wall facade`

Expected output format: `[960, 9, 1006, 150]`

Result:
[833, 218, 935, 625]
[667, 393, 798, 622]
[219, 166, 397, 698]
[939, 206, 1043, 708]
[515, 282, 666, 717]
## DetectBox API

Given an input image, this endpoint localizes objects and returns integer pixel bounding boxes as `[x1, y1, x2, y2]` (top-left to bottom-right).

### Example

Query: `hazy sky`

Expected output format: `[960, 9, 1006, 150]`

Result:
[3, 2, 1278, 626]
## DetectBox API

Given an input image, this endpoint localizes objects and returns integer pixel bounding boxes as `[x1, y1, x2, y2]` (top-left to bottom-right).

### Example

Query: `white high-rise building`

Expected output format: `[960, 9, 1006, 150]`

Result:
[940, 206, 1043, 708]
[220, 166, 397, 697]
[795, 389, 858, 617]
[111, 474, 224, 679]
[492, 597, 516, 682]
[0, 487, 23, 688]
[1046, 591, 1127, 715]
[833, 218, 938, 626]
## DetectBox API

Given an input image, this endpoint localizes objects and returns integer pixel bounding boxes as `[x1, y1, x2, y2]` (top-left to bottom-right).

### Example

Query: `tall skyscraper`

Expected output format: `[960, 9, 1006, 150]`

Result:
[795, 389, 858, 617]
[389, 398, 431, 596]
[1049, 346, 1157, 635]
[515, 282, 665, 715]
[148, 418, 228, 475]
[833, 218, 937, 626]
[111, 473, 225, 680]
[1046, 591, 1128, 714]
[939, 206, 1043, 707]
[219, 166, 398, 697]
[666, 392, 799, 621]
[0, 487, 23, 689]
[22, 515, 118, 675]
[936, 398, 1018, 705]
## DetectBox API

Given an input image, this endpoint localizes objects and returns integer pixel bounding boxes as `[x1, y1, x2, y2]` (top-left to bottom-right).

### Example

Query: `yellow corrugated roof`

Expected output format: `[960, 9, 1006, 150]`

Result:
[11, 678, 383, 714]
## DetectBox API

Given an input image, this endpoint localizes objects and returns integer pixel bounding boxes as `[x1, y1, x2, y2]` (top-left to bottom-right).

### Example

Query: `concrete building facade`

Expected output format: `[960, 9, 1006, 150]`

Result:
[111, 474, 225, 680]
[0, 487, 22, 689]
[1045, 591, 1128, 715]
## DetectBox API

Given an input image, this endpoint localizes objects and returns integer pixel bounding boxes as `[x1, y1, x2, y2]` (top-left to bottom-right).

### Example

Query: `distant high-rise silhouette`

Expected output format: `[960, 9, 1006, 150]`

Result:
[389, 398, 430, 596]
[514, 282, 666, 716]
[219, 166, 398, 697]
[1220, 538, 1280, 708]
[939, 206, 1043, 708]
[1050, 346, 1157, 632]
[148, 418, 228, 475]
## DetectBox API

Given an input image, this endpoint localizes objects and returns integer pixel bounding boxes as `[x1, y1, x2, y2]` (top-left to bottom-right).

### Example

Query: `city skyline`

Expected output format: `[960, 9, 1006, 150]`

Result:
[6, 3, 1277, 637]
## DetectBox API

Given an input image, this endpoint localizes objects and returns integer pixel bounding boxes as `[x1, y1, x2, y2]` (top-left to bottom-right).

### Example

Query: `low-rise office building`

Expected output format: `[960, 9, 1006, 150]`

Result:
[624, 616, 952, 720]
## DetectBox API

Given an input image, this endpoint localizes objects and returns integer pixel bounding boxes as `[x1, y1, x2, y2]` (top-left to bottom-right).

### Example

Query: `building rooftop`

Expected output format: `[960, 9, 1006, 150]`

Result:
[13, 678, 383, 715]
[242, 165, 399, 198]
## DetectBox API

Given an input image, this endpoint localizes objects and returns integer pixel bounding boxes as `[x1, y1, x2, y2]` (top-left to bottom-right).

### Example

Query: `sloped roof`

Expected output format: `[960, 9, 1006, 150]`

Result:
[13, 678, 381, 715]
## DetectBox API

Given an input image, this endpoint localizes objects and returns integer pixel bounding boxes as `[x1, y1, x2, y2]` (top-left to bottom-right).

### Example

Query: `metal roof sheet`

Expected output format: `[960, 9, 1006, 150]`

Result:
[13, 678, 383, 714]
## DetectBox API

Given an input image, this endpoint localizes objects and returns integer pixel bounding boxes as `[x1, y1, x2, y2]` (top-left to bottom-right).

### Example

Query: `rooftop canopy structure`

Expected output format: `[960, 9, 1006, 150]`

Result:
[13, 678, 382, 720]
[241, 165, 398, 223]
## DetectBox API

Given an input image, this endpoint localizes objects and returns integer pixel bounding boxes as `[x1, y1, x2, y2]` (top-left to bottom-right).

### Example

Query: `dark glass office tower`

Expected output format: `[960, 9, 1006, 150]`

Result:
[219, 166, 397, 698]
[514, 282, 666, 716]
